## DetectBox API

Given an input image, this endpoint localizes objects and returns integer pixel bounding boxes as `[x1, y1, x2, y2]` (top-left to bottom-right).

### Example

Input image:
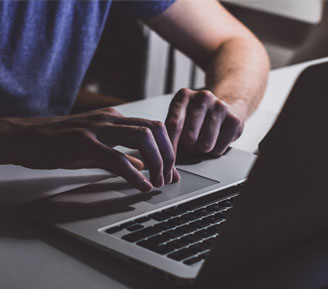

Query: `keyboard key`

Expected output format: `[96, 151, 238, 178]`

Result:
[135, 216, 151, 223]
[183, 256, 203, 265]
[167, 216, 186, 226]
[206, 203, 224, 212]
[165, 238, 190, 250]
[202, 237, 216, 249]
[120, 221, 135, 228]
[157, 229, 182, 243]
[201, 215, 218, 226]
[179, 234, 199, 244]
[155, 243, 177, 255]
[167, 228, 185, 239]
[177, 185, 240, 212]
[122, 225, 162, 242]
[168, 248, 198, 261]
[179, 213, 193, 222]
[137, 240, 155, 250]
[212, 212, 225, 221]
[194, 228, 215, 239]
[147, 232, 172, 244]
[202, 214, 224, 226]
[199, 251, 210, 260]
[105, 226, 122, 234]
[189, 241, 208, 253]
[193, 207, 213, 218]
[126, 224, 144, 232]
[176, 224, 195, 234]
[149, 211, 171, 221]
[220, 200, 232, 208]
[145, 234, 165, 245]
[206, 224, 221, 234]
[162, 206, 185, 217]
[153, 221, 171, 231]
[137, 240, 176, 255]
[188, 220, 204, 230]
[181, 212, 199, 221]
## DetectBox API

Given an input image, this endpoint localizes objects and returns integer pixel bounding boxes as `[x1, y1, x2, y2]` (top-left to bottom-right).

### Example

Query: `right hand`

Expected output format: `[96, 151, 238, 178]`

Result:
[1, 107, 179, 192]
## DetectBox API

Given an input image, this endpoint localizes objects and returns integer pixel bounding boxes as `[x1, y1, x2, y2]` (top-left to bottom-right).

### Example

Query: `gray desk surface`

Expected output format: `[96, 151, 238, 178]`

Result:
[221, 0, 322, 24]
[1, 57, 328, 289]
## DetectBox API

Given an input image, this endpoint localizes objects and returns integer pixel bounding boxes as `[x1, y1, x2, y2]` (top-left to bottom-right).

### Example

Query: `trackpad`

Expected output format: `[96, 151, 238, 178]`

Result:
[120, 170, 219, 205]
[20, 170, 219, 223]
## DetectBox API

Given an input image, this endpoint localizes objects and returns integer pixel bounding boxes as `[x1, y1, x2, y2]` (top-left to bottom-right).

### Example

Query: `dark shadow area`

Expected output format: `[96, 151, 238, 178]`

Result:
[211, 236, 328, 289]
[21, 182, 161, 223]
[0, 174, 108, 239]
[82, 1, 148, 102]
[176, 147, 231, 166]
[31, 221, 184, 289]
[196, 62, 328, 289]
[0, 174, 109, 206]
[291, 2, 328, 65]
[223, 2, 313, 49]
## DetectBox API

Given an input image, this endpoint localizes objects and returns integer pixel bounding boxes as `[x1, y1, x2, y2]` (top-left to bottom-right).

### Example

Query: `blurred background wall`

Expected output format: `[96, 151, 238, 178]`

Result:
[77, 0, 327, 111]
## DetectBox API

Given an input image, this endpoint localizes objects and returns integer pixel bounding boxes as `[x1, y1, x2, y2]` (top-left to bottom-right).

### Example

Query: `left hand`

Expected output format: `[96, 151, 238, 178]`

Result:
[165, 88, 244, 157]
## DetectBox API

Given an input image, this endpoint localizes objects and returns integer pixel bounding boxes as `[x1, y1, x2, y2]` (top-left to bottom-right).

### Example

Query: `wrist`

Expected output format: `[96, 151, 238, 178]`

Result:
[0, 118, 27, 164]
[204, 84, 251, 121]
[223, 98, 249, 122]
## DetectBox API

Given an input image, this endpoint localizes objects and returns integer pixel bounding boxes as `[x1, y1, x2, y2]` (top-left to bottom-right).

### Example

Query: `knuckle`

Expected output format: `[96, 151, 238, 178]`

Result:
[192, 98, 208, 111]
[103, 107, 120, 116]
[96, 110, 111, 121]
[165, 150, 175, 167]
[210, 151, 222, 158]
[137, 126, 153, 139]
[151, 120, 165, 132]
[112, 151, 129, 166]
[198, 90, 214, 102]
[183, 131, 197, 143]
[177, 88, 191, 97]
[96, 108, 122, 123]
[166, 118, 183, 132]
[199, 142, 213, 153]
[213, 100, 228, 114]
[203, 142, 214, 151]
[168, 155, 175, 168]
[71, 128, 90, 139]
[228, 114, 244, 130]
[157, 161, 164, 173]
[174, 88, 190, 103]
[208, 110, 220, 123]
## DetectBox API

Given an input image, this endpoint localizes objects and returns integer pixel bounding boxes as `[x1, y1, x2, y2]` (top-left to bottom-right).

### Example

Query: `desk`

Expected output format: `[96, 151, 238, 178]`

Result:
[1, 58, 328, 289]
[221, 0, 323, 24]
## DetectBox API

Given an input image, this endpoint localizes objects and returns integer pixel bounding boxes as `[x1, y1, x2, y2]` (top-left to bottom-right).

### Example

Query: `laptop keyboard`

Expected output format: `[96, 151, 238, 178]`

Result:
[104, 184, 242, 266]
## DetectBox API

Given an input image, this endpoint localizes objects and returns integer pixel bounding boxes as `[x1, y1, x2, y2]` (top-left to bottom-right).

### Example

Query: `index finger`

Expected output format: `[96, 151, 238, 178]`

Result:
[165, 89, 194, 154]
[114, 118, 175, 184]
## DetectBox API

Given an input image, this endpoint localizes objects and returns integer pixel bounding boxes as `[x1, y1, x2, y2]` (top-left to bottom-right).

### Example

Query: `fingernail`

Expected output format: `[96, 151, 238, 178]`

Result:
[156, 175, 164, 187]
[165, 170, 173, 184]
[173, 168, 181, 182]
[142, 179, 153, 192]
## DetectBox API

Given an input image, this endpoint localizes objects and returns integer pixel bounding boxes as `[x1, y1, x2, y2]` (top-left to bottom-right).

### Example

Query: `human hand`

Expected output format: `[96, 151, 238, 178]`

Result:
[165, 88, 244, 157]
[3, 108, 178, 192]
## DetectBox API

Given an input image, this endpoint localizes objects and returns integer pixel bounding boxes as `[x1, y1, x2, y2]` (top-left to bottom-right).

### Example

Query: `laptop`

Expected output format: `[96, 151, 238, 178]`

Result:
[21, 61, 328, 287]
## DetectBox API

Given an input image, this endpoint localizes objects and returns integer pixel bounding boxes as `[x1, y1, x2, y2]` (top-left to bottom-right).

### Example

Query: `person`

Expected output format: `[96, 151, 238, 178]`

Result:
[0, 0, 270, 192]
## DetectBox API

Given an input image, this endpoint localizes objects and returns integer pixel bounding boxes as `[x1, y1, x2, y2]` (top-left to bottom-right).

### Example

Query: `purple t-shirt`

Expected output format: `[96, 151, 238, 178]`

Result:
[0, 0, 175, 117]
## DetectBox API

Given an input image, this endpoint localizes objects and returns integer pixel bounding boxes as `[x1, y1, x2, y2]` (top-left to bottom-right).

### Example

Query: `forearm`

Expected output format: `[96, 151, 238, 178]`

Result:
[72, 89, 127, 114]
[205, 37, 270, 121]
[0, 117, 25, 165]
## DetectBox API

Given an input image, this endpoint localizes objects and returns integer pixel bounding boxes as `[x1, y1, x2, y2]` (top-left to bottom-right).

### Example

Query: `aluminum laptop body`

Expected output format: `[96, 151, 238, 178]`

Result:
[22, 62, 328, 287]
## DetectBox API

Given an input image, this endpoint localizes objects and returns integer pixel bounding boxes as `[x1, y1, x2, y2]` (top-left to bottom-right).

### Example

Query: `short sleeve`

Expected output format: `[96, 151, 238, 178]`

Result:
[119, 0, 176, 20]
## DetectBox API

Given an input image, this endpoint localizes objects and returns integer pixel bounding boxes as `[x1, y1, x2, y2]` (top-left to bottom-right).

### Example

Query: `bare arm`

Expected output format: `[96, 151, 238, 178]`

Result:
[145, 0, 270, 155]
[0, 108, 179, 192]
